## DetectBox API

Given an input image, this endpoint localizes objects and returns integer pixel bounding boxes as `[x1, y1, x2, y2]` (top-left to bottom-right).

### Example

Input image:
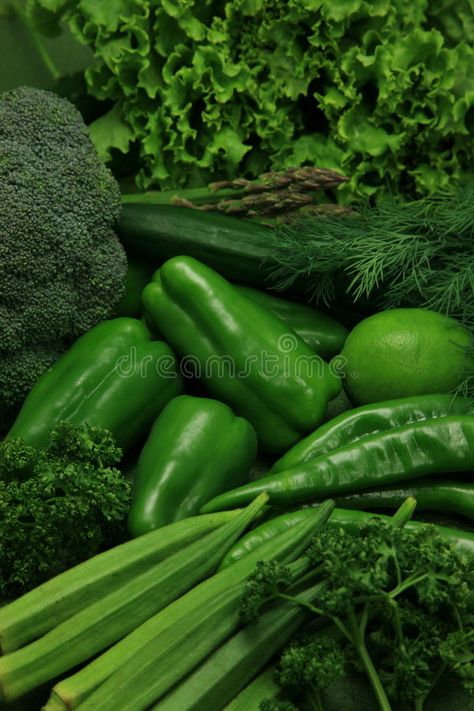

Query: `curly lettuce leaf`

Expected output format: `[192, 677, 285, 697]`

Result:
[26, 0, 474, 198]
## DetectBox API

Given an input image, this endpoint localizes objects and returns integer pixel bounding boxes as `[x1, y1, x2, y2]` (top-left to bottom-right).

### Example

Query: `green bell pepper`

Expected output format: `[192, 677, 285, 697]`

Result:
[142, 257, 341, 453]
[128, 395, 258, 537]
[7, 318, 182, 451]
[236, 286, 348, 358]
[271, 394, 474, 473]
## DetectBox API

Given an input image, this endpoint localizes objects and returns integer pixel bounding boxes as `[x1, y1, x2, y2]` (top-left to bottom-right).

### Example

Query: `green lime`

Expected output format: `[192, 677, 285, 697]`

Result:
[337, 308, 473, 404]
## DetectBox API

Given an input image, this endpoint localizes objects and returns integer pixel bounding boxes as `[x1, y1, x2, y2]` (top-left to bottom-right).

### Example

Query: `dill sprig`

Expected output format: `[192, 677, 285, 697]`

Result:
[267, 181, 474, 331]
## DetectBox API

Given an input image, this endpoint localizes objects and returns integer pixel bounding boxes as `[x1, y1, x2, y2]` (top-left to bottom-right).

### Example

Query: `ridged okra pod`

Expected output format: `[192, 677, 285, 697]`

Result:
[0, 495, 268, 702]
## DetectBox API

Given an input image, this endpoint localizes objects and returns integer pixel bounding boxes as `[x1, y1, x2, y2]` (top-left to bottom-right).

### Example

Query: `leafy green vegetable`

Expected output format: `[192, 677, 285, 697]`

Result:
[0, 85, 127, 432]
[267, 180, 474, 336]
[0, 422, 131, 600]
[273, 634, 346, 709]
[25, 0, 474, 198]
[439, 631, 474, 697]
[241, 516, 474, 711]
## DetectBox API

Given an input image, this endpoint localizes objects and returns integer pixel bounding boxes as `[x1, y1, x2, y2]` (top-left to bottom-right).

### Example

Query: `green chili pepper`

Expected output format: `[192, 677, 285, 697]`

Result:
[332, 479, 474, 520]
[219, 507, 474, 569]
[236, 286, 348, 358]
[142, 257, 341, 453]
[201, 416, 474, 511]
[128, 395, 258, 537]
[7, 318, 182, 451]
[271, 394, 474, 473]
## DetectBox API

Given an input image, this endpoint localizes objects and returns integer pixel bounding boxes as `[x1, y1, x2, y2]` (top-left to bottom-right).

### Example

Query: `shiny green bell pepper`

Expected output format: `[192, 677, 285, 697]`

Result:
[7, 318, 182, 451]
[142, 257, 341, 453]
[128, 395, 258, 536]
[236, 286, 348, 358]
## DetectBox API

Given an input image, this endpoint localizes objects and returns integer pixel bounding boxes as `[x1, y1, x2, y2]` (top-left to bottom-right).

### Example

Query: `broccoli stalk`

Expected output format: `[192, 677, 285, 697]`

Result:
[0, 422, 131, 600]
[240, 500, 474, 711]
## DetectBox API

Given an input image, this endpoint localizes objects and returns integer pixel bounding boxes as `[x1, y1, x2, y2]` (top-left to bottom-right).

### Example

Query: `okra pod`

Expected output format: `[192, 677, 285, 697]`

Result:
[221, 666, 279, 711]
[0, 510, 240, 654]
[80, 558, 314, 711]
[154, 579, 324, 711]
[0, 495, 268, 702]
[46, 500, 334, 710]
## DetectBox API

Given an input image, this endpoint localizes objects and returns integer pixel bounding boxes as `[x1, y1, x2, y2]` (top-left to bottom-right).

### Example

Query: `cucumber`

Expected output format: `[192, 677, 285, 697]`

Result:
[154, 580, 323, 711]
[0, 496, 267, 702]
[45, 500, 334, 710]
[221, 667, 279, 711]
[0, 510, 239, 654]
[117, 204, 276, 286]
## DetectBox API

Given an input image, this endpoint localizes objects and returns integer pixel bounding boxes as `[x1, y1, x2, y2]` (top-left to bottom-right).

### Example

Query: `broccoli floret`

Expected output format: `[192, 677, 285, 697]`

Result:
[0, 86, 127, 431]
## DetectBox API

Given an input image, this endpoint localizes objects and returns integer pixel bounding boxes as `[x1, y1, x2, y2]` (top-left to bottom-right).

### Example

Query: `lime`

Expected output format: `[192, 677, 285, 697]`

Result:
[337, 308, 473, 404]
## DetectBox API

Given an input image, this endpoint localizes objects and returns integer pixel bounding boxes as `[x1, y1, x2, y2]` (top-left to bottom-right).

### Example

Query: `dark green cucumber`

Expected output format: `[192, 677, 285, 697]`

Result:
[117, 204, 277, 286]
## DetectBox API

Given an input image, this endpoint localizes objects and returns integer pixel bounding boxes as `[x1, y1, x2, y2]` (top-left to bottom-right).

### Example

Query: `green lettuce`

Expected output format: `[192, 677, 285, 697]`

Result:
[26, 0, 474, 197]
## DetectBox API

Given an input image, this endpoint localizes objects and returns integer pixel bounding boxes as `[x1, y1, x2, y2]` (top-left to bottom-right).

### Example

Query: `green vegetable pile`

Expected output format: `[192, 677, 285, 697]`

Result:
[0, 422, 131, 599]
[0, 498, 472, 711]
[1, 11, 474, 705]
[26, 0, 474, 197]
[0, 241, 472, 709]
[0, 86, 127, 433]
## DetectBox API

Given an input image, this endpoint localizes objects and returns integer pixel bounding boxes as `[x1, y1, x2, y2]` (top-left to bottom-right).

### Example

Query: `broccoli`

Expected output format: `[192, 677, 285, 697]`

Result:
[0, 86, 127, 432]
[0, 422, 131, 599]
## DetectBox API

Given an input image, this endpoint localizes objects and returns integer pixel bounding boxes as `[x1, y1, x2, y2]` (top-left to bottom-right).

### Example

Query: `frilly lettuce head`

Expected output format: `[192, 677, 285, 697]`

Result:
[28, 0, 474, 198]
